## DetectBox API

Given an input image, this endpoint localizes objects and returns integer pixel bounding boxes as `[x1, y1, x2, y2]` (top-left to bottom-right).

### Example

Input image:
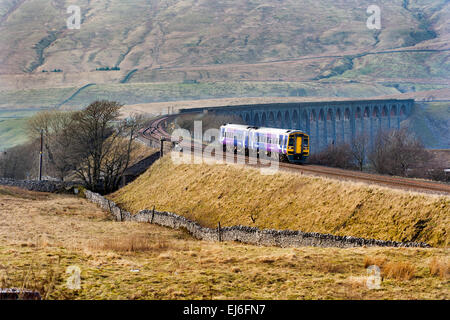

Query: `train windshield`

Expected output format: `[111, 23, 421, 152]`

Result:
[303, 136, 309, 147]
[288, 137, 294, 146]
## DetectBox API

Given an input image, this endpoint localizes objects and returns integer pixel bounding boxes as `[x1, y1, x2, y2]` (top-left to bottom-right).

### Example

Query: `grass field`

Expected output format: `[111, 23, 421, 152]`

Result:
[0, 185, 448, 299]
[0, 87, 76, 109]
[0, 109, 42, 150]
[0, 81, 404, 110]
[0, 118, 29, 150]
[111, 157, 450, 247]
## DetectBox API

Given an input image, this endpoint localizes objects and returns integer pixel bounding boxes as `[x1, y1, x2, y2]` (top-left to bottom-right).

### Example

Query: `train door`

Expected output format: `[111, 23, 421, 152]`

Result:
[295, 135, 302, 154]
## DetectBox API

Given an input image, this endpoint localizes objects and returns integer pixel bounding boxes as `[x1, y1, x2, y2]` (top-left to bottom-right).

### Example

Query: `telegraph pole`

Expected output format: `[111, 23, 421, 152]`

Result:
[160, 137, 166, 158]
[39, 129, 43, 181]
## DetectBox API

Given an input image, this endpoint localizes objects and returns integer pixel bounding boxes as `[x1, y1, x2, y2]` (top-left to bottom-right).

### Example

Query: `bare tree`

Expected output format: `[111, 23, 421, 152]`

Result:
[101, 114, 146, 192]
[351, 134, 369, 171]
[308, 143, 355, 169]
[27, 111, 76, 181]
[69, 101, 145, 193]
[0, 143, 38, 179]
[369, 129, 431, 177]
[24, 101, 146, 192]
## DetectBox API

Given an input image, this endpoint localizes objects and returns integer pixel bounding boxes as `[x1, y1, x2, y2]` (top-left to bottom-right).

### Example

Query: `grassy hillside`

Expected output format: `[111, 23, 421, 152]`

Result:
[1, 185, 448, 299]
[0, 87, 76, 109]
[0, 118, 28, 150]
[56, 81, 401, 107]
[0, 109, 40, 150]
[0, 0, 448, 83]
[406, 101, 450, 149]
[111, 157, 450, 247]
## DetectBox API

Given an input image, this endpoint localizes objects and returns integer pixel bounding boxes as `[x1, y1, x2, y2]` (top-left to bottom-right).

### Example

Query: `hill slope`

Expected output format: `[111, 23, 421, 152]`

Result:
[111, 157, 450, 247]
[0, 0, 448, 150]
[0, 0, 448, 83]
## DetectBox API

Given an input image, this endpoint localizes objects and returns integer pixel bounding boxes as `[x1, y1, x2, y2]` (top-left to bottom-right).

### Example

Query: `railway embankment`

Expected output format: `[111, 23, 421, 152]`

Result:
[86, 189, 430, 248]
[110, 157, 450, 247]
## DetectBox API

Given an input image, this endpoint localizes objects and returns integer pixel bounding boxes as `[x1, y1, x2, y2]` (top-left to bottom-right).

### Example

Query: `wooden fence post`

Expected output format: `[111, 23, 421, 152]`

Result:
[160, 137, 166, 158]
[150, 206, 155, 224]
[218, 222, 222, 242]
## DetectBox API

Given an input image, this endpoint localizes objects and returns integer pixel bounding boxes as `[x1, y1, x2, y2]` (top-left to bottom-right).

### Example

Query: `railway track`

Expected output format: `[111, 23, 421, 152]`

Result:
[139, 116, 173, 141]
[139, 116, 450, 195]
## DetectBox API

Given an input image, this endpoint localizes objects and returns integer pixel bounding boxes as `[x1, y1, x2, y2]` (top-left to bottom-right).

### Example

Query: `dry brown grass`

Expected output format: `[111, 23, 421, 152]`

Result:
[429, 257, 449, 279]
[0, 257, 70, 300]
[364, 256, 387, 269]
[317, 261, 346, 274]
[1, 185, 449, 300]
[383, 262, 416, 281]
[110, 157, 450, 247]
[364, 256, 416, 281]
[89, 236, 170, 253]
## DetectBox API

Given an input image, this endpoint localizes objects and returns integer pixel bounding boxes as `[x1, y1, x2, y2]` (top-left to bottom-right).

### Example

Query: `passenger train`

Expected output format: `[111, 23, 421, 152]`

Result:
[219, 124, 310, 164]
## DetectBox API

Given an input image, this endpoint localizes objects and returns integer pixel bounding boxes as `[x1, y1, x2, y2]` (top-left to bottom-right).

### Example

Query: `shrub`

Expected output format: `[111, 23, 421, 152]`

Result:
[429, 257, 449, 279]
[382, 261, 416, 281]
[364, 257, 415, 281]
[308, 143, 356, 170]
[363, 256, 387, 269]
[368, 129, 431, 177]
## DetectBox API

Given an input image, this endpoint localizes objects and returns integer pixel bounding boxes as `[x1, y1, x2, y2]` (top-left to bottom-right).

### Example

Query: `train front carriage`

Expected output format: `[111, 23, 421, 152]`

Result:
[287, 132, 309, 164]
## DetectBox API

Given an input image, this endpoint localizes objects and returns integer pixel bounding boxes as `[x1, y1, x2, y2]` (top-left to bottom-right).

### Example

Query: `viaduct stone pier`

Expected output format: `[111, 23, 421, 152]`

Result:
[180, 99, 414, 153]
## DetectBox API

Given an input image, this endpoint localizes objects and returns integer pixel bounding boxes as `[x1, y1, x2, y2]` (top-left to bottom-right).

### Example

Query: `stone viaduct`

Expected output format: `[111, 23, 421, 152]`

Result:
[180, 99, 415, 153]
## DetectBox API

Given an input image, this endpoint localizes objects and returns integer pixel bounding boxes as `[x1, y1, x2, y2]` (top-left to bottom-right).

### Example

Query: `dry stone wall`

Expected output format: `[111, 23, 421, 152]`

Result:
[0, 180, 431, 248]
[84, 190, 431, 249]
[0, 178, 76, 193]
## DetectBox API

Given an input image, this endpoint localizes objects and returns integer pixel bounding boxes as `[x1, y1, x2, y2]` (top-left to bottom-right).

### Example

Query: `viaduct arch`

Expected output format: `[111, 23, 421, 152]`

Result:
[179, 99, 414, 153]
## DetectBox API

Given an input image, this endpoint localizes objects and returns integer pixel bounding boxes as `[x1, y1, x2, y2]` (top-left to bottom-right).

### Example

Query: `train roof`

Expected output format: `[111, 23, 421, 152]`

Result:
[220, 124, 251, 130]
[221, 123, 306, 135]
